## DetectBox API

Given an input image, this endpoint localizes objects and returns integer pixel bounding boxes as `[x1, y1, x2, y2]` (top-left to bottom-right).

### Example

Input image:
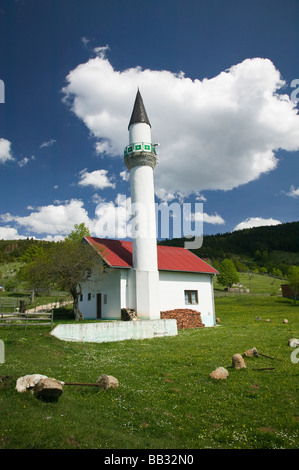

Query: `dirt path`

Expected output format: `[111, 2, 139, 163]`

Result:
[26, 300, 73, 313]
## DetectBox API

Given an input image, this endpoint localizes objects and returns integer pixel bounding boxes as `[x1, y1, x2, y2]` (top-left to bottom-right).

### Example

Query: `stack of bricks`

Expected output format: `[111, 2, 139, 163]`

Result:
[160, 309, 205, 329]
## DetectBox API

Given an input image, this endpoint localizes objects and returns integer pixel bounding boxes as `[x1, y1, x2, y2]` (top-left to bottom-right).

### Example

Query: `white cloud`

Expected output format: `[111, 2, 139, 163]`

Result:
[17, 155, 35, 167]
[188, 209, 225, 225]
[91, 193, 106, 204]
[78, 168, 116, 190]
[203, 213, 225, 224]
[81, 36, 90, 47]
[62, 53, 299, 195]
[286, 185, 299, 198]
[0, 138, 14, 163]
[0, 197, 130, 240]
[0, 226, 26, 240]
[40, 139, 56, 148]
[93, 45, 110, 58]
[41, 234, 65, 242]
[0, 199, 91, 236]
[17, 157, 29, 167]
[94, 194, 131, 238]
[155, 188, 206, 204]
[233, 217, 282, 231]
[0, 192, 224, 240]
[120, 170, 129, 182]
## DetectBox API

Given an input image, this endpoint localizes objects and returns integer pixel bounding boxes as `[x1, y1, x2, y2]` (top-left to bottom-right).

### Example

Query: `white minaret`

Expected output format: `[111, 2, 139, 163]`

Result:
[124, 90, 160, 320]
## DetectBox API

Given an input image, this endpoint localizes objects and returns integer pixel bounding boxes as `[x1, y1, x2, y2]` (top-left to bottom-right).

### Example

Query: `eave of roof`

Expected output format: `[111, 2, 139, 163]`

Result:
[84, 237, 218, 275]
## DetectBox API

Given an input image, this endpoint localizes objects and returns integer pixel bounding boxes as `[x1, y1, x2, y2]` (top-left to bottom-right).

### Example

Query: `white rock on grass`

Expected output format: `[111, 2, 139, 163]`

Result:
[96, 374, 119, 390]
[33, 378, 63, 400]
[232, 353, 246, 369]
[16, 374, 48, 393]
[209, 367, 229, 380]
[244, 347, 259, 357]
[288, 338, 299, 348]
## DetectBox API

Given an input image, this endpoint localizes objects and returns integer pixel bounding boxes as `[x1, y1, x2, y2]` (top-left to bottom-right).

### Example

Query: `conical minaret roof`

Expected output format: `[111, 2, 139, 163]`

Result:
[128, 89, 151, 129]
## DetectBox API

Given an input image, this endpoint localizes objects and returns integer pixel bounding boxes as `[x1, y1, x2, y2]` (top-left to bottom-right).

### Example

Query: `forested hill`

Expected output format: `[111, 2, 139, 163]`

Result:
[0, 221, 298, 269]
[158, 221, 299, 272]
[0, 239, 53, 263]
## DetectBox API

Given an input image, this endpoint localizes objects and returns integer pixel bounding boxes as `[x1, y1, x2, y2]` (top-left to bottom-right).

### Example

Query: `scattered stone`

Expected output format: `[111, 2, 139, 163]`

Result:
[232, 354, 246, 369]
[16, 374, 48, 393]
[96, 374, 119, 390]
[244, 347, 259, 357]
[209, 367, 229, 380]
[255, 316, 261, 321]
[264, 319, 270, 322]
[288, 338, 299, 348]
[216, 318, 221, 323]
[282, 319, 289, 324]
[121, 308, 137, 321]
[33, 378, 63, 400]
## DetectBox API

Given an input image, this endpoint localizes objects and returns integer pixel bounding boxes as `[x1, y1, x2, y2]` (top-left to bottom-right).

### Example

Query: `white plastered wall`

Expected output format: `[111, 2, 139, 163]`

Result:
[158, 271, 216, 327]
[79, 269, 123, 320]
[80, 267, 216, 326]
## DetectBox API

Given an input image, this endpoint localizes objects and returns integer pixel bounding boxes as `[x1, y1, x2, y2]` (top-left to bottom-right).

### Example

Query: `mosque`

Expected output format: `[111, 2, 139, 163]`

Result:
[79, 91, 218, 328]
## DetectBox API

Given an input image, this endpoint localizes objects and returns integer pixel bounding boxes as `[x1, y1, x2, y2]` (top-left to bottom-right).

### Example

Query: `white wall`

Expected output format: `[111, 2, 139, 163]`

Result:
[79, 269, 123, 320]
[80, 267, 216, 326]
[158, 271, 216, 327]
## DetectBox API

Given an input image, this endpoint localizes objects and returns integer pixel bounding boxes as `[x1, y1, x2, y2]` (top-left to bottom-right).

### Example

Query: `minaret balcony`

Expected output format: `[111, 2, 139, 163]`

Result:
[124, 142, 157, 157]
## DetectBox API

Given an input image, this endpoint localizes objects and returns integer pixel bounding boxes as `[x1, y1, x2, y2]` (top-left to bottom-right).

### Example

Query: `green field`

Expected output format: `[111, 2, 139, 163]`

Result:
[214, 271, 285, 295]
[0, 294, 298, 450]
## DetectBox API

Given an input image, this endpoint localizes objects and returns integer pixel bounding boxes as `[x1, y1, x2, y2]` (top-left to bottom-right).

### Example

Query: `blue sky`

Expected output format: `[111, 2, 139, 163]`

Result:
[0, 0, 298, 241]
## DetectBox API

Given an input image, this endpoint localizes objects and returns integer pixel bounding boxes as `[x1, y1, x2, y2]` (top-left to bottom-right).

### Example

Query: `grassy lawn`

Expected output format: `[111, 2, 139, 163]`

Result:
[214, 272, 285, 295]
[0, 295, 298, 450]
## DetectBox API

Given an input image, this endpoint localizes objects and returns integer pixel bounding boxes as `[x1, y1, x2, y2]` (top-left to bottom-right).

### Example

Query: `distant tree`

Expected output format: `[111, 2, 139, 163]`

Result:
[20, 223, 102, 320]
[259, 267, 268, 274]
[22, 240, 102, 320]
[287, 266, 299, 305]
[19, 249, 52, 295]
[20, 244, 46, 263]
[217, 259, 240, 288]
[234, 259, 248, 272]
[65, 223, 90, 244]
[211, 258, 221, 272]
[272, 267, 283, 278]
[4, 277, 19, 292]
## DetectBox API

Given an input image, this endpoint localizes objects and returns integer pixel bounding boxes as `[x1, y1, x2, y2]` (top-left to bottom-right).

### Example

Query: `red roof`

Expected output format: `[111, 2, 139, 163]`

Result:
[84, 237, 218, 274]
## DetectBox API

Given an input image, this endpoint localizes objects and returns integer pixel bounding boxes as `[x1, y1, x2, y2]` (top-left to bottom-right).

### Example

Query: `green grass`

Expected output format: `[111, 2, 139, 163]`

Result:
[215, 272, 285, 295]
[0, 295, 298, 449]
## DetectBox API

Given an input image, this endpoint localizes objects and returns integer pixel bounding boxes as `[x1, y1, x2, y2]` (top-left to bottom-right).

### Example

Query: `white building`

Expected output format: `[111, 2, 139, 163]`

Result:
[79, 237, 218, 327]
[79, 91, 218, 328]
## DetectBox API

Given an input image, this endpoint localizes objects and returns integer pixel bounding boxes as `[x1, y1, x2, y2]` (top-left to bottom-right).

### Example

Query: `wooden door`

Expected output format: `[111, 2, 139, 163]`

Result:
[97, 293, 102, 319]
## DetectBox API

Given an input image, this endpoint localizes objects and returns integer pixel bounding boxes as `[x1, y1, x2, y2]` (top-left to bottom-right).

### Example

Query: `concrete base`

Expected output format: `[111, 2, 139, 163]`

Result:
[50, 319, 178, 344]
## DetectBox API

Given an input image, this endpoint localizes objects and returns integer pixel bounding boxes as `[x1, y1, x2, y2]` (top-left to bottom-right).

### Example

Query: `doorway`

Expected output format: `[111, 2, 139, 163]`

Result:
[97, 293, 102, 319]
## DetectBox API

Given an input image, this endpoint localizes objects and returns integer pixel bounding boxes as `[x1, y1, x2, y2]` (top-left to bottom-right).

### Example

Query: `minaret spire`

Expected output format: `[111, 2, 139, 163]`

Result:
[128, 89, 151, 129]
